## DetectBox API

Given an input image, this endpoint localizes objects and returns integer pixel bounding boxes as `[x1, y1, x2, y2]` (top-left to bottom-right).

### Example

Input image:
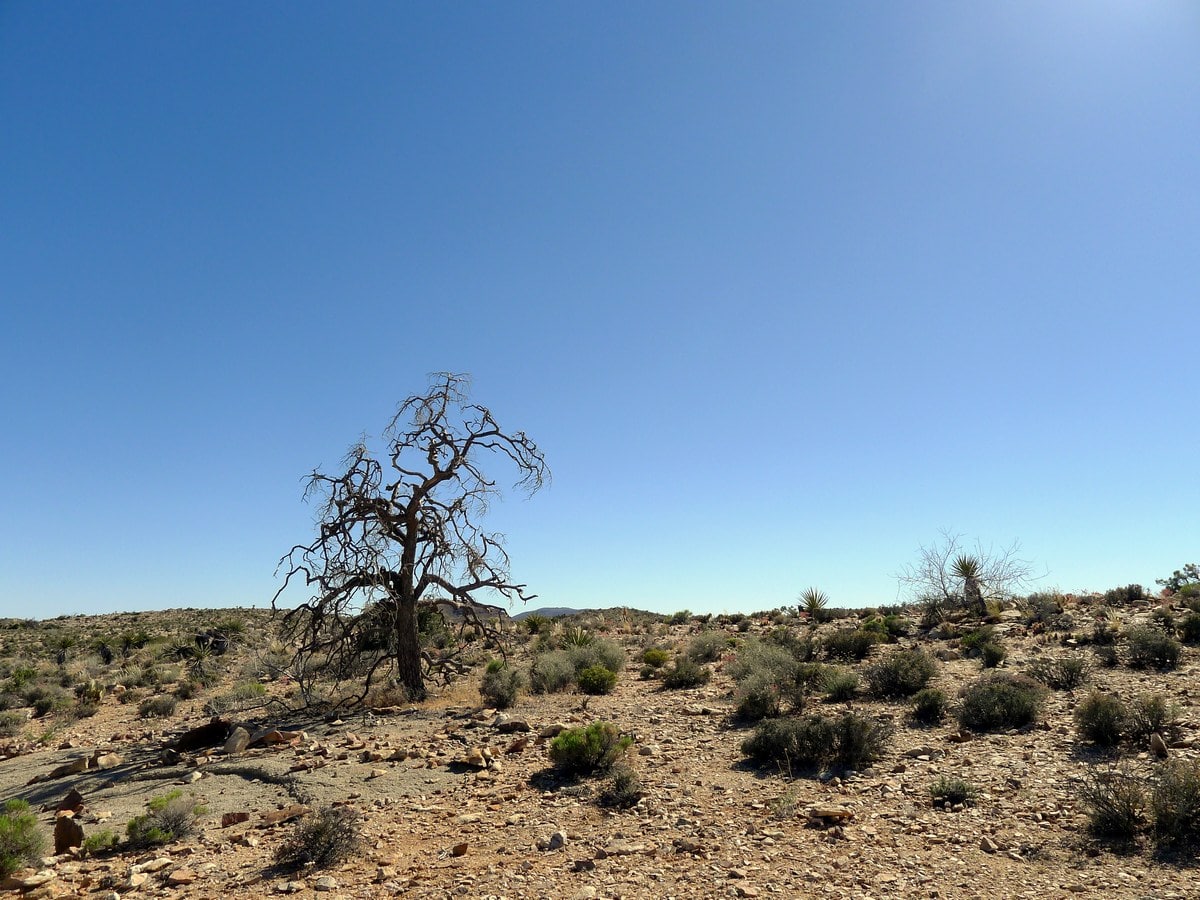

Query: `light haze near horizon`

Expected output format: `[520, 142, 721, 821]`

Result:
[1, 3, 1197, 619]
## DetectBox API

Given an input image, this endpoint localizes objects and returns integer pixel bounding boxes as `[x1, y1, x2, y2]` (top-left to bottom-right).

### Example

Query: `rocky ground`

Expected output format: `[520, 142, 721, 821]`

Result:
[1, 599, 1198, 899]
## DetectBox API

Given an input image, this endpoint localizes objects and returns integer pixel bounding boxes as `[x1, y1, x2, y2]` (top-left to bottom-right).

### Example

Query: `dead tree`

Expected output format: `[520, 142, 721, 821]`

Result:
[273, 373, 548, 702]
[897, 530, 1037, 620]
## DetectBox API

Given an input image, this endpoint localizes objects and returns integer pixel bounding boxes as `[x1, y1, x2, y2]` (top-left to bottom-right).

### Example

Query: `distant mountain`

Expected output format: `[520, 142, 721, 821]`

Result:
[513, 606, 591, 620]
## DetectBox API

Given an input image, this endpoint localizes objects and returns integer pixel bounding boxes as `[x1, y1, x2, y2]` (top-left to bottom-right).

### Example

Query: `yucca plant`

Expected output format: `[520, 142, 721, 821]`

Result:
[952, 555, 985, 615]
[800, 588, 830, 621]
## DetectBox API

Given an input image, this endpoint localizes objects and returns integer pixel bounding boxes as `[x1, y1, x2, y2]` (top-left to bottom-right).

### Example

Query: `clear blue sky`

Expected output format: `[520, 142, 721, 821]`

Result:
[2, 2, 1197, 618]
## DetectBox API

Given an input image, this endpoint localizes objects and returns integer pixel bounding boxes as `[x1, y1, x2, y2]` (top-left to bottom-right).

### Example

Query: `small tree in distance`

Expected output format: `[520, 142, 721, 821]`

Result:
[897, 530, 1038, 619]
[273, 373, 548, 702]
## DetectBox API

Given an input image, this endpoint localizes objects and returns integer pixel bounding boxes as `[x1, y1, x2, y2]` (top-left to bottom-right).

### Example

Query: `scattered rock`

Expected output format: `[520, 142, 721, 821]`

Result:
[167, 868, 197, 886]
[222, 811, 251, 827]
[56, 788, 84, 814]
[223, 726, 251, 755]
[1151, 732, 1170, 758]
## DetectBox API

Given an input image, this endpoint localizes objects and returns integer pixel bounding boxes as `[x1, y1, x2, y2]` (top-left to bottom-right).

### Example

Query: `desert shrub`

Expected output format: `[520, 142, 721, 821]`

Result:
[822, 629, 878, 662]
[822, 668, 859, 702]
[72, 699, 99, 719]
[1027, 655, 1092, 690]
[1104, 584, 1147, 606]
[979, 641, 1007, 668]
[175, 681, 200, 705]
[204, 681, 267, 715]
[598, 764, 643, 808]
[549, 722, 632, 775]
[529, 651, 575, 694]
[1091, 620, 1119, 646]
[0, 800, 46, 878]
[958, 673, 1046, 732]
[912, 687, 948, 725]
[480, 661, 523, 709]
[661, 656, 711, 689]
[274, 806, 362, 871]
[1079, 768, 1146, 839]
[138, 695, 178, 719]
[1024, 592, 1072, 630]
[741, 712, 889, 773]
[1094, 644, 1119, 668]
[0, 711, 24, 738]
[1126, 693, 1181, 745]
[764, 628, 818, 662]
[567, 639, 625, 676]
[669, 610, 692, 626]
[576, 665, 618, 695]
[1152, 760, 1200, 848]
[1124, 626, 1181, 670]
[126, 791, 202, 849]
[1075, 691, 1126, 748]
[686, 631, 729, 663]
[930, 776, 978, 808]
[741, 715, 834, 770]
[735, 671, 784, 721]
[832, 712, 892, 770]
[861, 613, 908, 642]
[960, 625, 995, 655]
[1178, 613, 1200, 645]
[80, 829, 118, 856]
[864, 648, 936, 698]
[641, 648, 670, 668]
[25, 684, 69, 718]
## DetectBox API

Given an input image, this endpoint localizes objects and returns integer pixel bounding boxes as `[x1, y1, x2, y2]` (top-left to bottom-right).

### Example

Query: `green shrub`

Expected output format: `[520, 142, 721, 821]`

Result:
[764, 628, 817, 662]
[1079, 769, 1146, 839]
[641, 648, 670, 668]
[669, 610, 692, 626]
[960, 626, 995, 654]
[548, 722, 632, 775]
[274, 806, 362, 871]
[80, 829, 118, 856]
[979, 641, 1007, 668]
[861, 613, 908, 642]
[741, 712, 890, 773]
[480, 661, 523, 709]
[598, 764, 643, 808]
[0, 800, 46, 878]
[930, 776, 978, 808]
[561, 626, 594, 648]
[1104, 584, 1147, 606]
[576, 665, 618, 695]
[566, 639, 625, 676]
[1178, 613, 1200, 645]
[1126, 693, 1180, 746]
[1152, 760, 1200, 848]
[1124, 626, 1181, 670]
[822, 668, 859, 702]
[529, 651, 575, 694]
[912, 688, 948, 725]
[1027, 655, 1092, 690]
[138, 695, 178, 719]
[1075, 691, 1126, 748]
[0, 711, 24, 738]
[741, 716, 833, 771]
[832, 712, 892, 770]
[661, 656, 711, 689]
[823, 629, 879, 662]
[125, 791, 202, 849]
[735, 671, 784, 721]
[863, 648, 936, 698]
[25, 684, 69, 718]
[958, 673, 1046, 732]
[686, 631, 728, 663]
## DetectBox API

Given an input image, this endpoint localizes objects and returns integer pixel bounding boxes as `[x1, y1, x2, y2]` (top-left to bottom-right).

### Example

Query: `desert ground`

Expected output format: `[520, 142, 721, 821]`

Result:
[1, 593, 1198, 900]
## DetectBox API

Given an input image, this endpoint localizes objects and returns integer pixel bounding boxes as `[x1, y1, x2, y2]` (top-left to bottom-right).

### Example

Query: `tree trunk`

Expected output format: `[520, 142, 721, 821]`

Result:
[393, 599, 426, 701]
[964, 576, 985, 617]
